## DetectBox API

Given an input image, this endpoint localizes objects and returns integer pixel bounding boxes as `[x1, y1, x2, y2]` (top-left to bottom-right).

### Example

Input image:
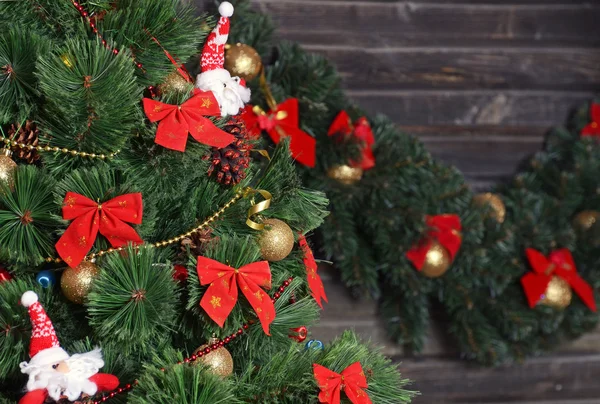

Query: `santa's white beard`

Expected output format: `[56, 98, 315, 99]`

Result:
[196, 69, 251, 117]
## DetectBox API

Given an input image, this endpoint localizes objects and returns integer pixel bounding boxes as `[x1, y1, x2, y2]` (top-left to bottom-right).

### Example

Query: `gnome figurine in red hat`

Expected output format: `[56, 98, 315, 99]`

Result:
[18, 291, 119, 404]
[196, 1, 251, 117]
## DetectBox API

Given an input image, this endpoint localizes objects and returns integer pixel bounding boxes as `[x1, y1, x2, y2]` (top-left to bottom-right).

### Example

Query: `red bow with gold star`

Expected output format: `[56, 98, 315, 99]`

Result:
[197, 256, 275, 334]
[406, 214, 462, 271]
[521, 248, 596, 311]
[581, 102, 600, 138]
[299, 235, 328, 308]
[240, 99, 316, 167]
[328, 111, 375, 170]
[313, 362, 372, 404]
[142, 89, 234, 152]
[56, 192, 143, 268]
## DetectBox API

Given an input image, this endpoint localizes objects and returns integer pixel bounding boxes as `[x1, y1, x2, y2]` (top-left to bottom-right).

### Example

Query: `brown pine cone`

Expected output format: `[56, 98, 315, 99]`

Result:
[180, 227, 216, 256]
[205, 117, 251, 186]
[6, 120, 40, 163]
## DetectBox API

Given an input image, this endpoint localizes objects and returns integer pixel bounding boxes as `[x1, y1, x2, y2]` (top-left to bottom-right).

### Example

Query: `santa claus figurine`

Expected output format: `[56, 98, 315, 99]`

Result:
[18, 291, 119, 404]
[196, 1, 251, 117]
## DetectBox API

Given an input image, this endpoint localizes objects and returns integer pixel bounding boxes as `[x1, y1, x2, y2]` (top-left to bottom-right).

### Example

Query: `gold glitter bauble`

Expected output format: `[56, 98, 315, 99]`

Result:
[326, 165, 363, 185]
[539, 276, 572, 309]
[60, 261, 99, 304]
[473, 193, 506, 223]
[224, 43, 263, 81]
[259, 218, 294, 262]
[193, 338, 234, 377]
[573, 210, 600, 233]
[0, 151, 17, 191]
[421, 240, 452, 278]
[60, 53, 75, 69]
[159, 71, 192, 95]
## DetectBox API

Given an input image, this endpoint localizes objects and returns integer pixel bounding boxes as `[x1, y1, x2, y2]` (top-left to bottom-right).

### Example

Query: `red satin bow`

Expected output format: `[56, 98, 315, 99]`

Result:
[521, 248, 597, 311]
[313, 362, 372, 404]
[241, 99, 316, 167]
[328, 111, 375, 170]
[143, 89, 234, 152]
[581, 103, 600, 138]
[197, 256, 275, 334]
[406, 214, 462, 270]
[299, 236, 328, 308]
[56, 192, 143, 268]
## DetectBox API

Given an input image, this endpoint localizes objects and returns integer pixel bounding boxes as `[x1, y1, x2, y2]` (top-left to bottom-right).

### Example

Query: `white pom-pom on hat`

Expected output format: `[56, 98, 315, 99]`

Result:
[21, 291, 39, 307]
[219, 2, 234, 17]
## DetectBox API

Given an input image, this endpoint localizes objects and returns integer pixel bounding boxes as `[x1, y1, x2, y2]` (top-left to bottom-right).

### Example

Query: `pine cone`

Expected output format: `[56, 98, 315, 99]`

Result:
[205, 118, 251, 186]
[6, 120, 40, 163]
[181, 227, 216, 256]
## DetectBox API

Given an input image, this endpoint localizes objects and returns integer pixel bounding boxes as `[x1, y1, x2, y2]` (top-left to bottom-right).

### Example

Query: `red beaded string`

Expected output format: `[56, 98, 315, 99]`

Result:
[88, 277, 295, 403]
[71, 1, 144, 71]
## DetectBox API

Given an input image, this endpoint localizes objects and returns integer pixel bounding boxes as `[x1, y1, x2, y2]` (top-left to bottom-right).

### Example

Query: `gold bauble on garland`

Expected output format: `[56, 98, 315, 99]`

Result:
[473, 193, 506, 223]
[193, 338, 234, 377]
[159, 71, 192, 95]
[224, 43, 263, 81]
[326, 165, 363, 185]
[573, 210, 600, 233]
[258, 218, 294, 262]
[539, 276, 572, 309]
[0, 149, 17, 191]
[421, 240, 452, 278]
[61, 261, 99, 304]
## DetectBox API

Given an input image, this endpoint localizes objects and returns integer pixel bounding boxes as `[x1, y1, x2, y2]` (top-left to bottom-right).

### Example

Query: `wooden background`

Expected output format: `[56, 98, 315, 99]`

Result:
[199, 0, 600, 402]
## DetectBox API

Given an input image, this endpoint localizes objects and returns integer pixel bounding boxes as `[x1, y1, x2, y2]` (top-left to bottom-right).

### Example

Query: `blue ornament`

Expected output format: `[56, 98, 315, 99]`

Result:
[305, 339, 324, 351]
[36, 270, 55, 288]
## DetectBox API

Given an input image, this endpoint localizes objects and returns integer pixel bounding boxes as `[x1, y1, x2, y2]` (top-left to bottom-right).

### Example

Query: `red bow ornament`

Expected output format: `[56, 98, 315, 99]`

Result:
[143, 89, 234, 152]
[328, 111, 375, 170]
[56, 192, 143, 268]
[197, 256, 276, 334]
[240, 99, 316, 167]
[313, 362, 372, 404]
[406, 214, 462, 271]
[299, 235, 328, 308]
[521, 248, 596, 311]
[581, 102, 600, 138]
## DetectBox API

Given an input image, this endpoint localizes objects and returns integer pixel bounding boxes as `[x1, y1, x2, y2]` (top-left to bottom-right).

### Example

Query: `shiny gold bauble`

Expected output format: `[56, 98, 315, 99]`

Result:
[60, 261, 99, 304]
[258, 218, 295, 262]
[420, 240, 452, 278]
[573, 210, 600, 233]
[224, 43, 263, 81]
[473, 193, 506, 223]
[159, 71, 192, 95]
[539, 276, 572, 309]
[0, 150, 17, 191]
[193, 338, 234, 377]
[326, 165, 363, 185]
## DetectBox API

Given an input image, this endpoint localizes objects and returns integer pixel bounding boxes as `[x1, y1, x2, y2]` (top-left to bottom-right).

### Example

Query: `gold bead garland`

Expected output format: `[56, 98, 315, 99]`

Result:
[1, 138, 120, 161]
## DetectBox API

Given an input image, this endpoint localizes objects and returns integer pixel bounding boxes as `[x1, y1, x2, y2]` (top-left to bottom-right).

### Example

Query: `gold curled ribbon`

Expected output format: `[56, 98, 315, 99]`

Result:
[251, 149, 271, 161]
[245, 188, 273, 230]
[259, 69, 278, 111]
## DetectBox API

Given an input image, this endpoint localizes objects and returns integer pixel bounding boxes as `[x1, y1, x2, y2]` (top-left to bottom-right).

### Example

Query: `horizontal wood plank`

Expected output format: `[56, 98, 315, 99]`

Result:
[306, 46, 600, 91]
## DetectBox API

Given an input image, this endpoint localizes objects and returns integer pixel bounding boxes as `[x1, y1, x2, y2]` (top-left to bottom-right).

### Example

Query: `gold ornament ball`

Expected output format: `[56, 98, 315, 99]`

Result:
[159, 71, 192, 95]
[61, 261, 99, 304]
[420, 240, 452, 278]
[539, 276, 572, 309]
[326, 165, 363, 185]
[473, 193, 506, 223]
[259, 219, 295, 262]
[573, 210, 600, 233]
[193, 338, 234, 377]
[0, 151, 17, 191]
[224, 43, 263, 82]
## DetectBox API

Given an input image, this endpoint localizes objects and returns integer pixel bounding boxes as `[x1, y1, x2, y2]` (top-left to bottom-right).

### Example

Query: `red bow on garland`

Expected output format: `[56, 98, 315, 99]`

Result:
[142, 89, 234, 152]
[299, 236, 328, 308]
[313, 362, 372, 404]
[406, 214, 462, 271]
[197, 256, 276, 334]
[581, 102, 600, 138]
[328, 111, 375, 170]
[521, 248, 597, 311]
[56, 192, 143, 268]
[241, 99, 316, 167]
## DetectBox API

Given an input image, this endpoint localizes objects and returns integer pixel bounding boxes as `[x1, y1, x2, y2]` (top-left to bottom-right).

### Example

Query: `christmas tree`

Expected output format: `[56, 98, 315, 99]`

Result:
[0, 1, 415, 402]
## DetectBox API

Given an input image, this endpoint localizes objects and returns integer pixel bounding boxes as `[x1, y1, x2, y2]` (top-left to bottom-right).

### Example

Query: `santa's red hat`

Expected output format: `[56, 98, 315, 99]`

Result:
[21, 291, 69, 368]
[201, 2, 234, 74]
